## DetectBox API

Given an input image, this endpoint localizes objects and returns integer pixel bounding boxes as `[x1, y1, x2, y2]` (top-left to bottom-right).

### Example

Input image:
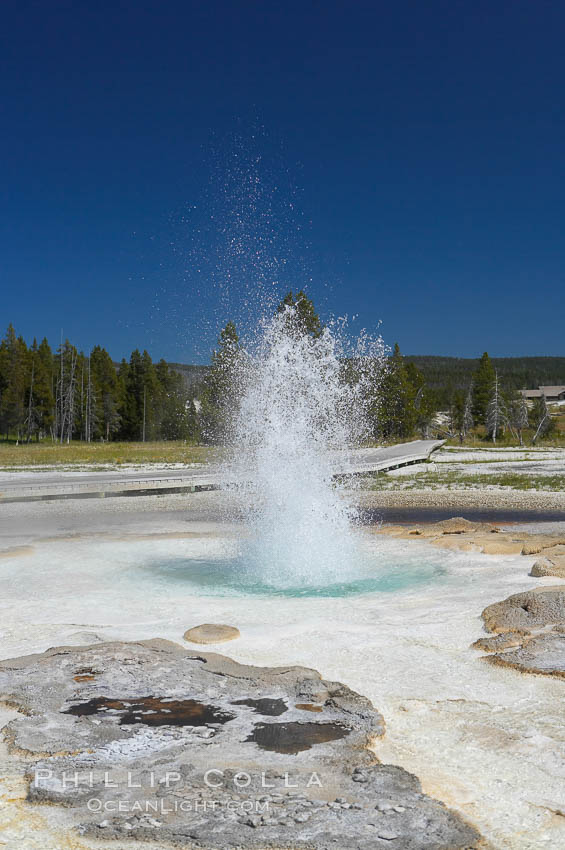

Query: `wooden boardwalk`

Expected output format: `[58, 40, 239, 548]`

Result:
[0, 439, 444, 503]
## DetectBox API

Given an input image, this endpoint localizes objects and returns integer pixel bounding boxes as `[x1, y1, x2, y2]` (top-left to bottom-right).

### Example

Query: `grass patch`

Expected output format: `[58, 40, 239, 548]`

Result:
[443, 434, 565, 449]
[366, 470, 565, 492]
[440, 456, 542, 465]
[0, 441, 218, 468]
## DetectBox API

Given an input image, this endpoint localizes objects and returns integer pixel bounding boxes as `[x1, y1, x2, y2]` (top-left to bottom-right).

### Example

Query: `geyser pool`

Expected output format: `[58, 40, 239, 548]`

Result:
[138, 534, 445, 598]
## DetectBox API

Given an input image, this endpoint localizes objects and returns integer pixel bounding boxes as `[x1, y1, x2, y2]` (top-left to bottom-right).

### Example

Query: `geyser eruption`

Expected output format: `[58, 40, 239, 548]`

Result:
[227, 303, 385, 588]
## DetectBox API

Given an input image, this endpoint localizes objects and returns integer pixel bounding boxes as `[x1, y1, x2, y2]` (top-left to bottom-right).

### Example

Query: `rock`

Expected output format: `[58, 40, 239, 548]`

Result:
[481, 586, 565, 634]
[479, 538, 524, 555]
[0, 639, 482, 849]
[537, 544, 565, 560]
[471, 631, 530, 652]
[478, 587, 565, 678]
[376, 523, 565, 563]
[432, 537, 478, 552]
[407, 527, 427, 536]
[183, 623, 240, 644]
[487, 633, 565, 678]
[407, 517, 478, 537]
[430, 533, 523, 555]
[521, 536, 565, 555]
[530, 557, 565, 579]
[409, 517, 499, 538]
[433, 517, 481, 534]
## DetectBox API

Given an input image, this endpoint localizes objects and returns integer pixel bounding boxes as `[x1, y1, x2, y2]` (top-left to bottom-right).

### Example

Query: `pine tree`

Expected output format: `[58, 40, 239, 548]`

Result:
[0, 325, 27, 440]
[90, 346, 121, 440]
[154, 359, 192, 440]
[472, 352, 496, 426]
[35, 338, 55, 438]
[199, 322, 241, 444]
[119, 350, 144, 440]
[276, 291, 322, 338]
[371, 345, 407, 439]
[371, 344, 435, 440]
[140, 350, 158, 441]
[115, 358, 130, 439]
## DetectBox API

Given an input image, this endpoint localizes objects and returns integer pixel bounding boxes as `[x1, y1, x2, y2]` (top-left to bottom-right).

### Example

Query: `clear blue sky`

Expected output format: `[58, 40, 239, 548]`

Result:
[1, 0, 564, 362]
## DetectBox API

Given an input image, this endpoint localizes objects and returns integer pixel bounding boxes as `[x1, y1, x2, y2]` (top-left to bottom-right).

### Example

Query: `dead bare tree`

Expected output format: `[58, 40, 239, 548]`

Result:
[462, 385, 473, 442]
[56, 343, 78, 443]
[508, 391, 529, 446]
[531, 394, 551, 445]
[84, 354, 98, 442]
[24, 357, 39, 443]
[486, 371, 506, 444]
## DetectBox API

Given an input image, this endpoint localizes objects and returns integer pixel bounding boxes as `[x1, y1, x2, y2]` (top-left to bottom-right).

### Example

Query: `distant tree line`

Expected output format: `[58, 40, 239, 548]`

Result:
[403, 354, 565, 409]
[0, 324, 199, 443]
[1, 311, 561, 447]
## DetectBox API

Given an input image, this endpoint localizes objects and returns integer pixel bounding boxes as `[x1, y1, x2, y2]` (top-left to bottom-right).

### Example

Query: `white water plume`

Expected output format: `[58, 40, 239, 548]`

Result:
[227, 305, 386, 587]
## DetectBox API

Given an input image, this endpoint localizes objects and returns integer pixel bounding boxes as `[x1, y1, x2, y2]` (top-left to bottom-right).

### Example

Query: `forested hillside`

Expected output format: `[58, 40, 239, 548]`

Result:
[404, 356, 565, 408]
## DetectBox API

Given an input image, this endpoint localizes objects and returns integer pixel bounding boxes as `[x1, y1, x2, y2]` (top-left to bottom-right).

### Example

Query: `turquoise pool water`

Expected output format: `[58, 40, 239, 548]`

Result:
[140, 549, 445, 598]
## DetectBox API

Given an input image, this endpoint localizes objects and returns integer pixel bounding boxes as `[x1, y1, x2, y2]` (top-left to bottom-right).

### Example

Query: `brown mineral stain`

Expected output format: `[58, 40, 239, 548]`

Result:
[72, 667, 99, 682]
[63, 695, 235, 727]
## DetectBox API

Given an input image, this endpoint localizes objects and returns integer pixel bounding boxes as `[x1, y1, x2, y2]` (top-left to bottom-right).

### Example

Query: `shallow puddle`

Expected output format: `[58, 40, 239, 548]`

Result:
[246, 721, 350, 754]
